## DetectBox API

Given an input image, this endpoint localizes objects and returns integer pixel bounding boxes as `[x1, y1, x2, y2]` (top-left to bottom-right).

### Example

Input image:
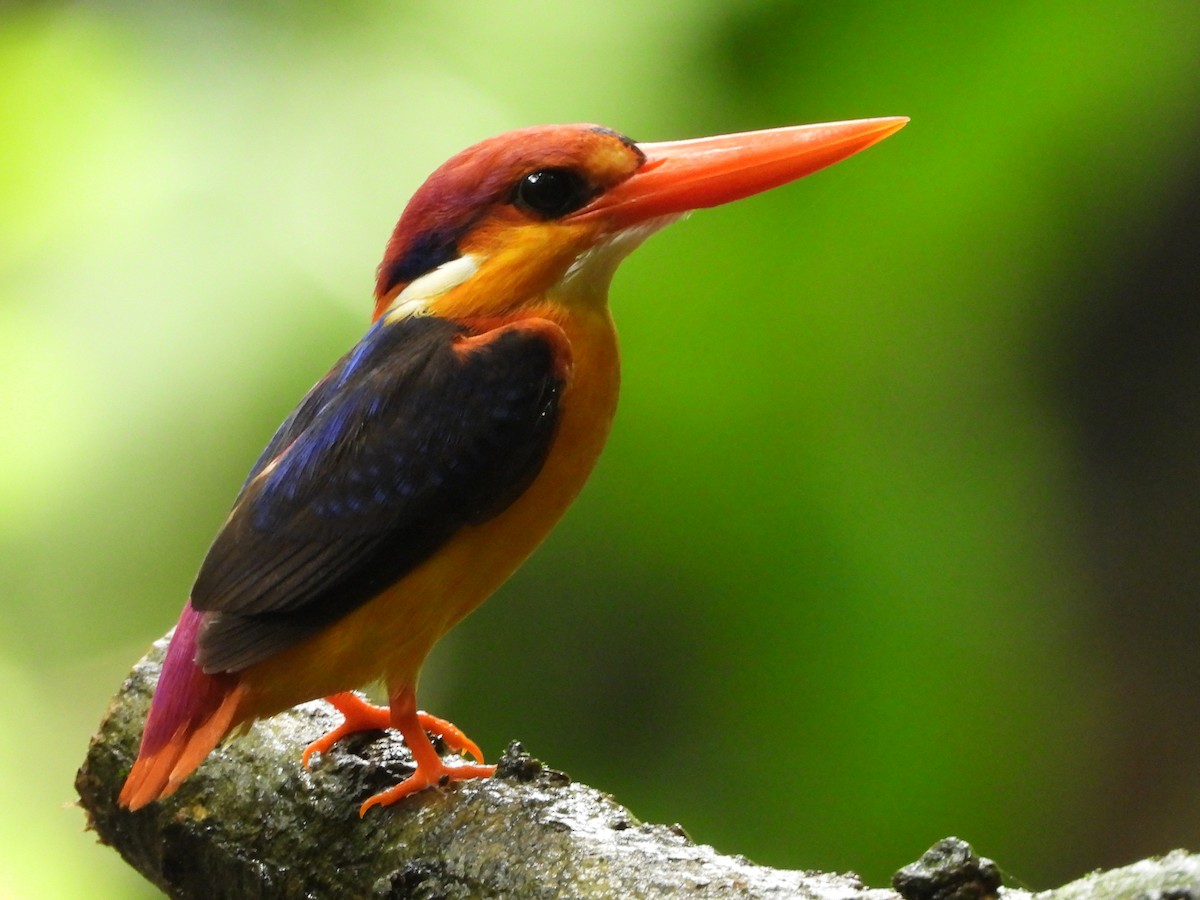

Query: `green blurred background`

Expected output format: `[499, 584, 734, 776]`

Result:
[4, 2, 1200, 896]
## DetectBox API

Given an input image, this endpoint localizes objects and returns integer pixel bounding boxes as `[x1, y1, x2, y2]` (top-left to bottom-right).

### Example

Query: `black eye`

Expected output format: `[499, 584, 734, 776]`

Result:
[512, 168, 592, 218]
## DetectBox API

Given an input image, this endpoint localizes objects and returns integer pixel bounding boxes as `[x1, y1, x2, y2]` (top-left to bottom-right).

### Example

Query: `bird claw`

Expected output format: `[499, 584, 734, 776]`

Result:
[302, 692, 390, 767]
[416, 710, 485, 762]
[358, 761, 497, 816]
[303, 691, 495, 811]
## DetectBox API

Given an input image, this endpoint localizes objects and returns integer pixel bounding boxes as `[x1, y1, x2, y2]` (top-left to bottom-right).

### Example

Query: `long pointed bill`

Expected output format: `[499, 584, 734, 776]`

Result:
[585, 116, 908, 230]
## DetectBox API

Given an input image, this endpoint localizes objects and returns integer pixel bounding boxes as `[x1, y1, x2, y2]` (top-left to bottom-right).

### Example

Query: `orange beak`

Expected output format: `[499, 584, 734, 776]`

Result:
[582, 116, 908, 229]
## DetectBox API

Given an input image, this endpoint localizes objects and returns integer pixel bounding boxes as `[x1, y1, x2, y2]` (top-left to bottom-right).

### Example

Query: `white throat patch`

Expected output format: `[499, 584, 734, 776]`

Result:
[557, 213, 686, 305]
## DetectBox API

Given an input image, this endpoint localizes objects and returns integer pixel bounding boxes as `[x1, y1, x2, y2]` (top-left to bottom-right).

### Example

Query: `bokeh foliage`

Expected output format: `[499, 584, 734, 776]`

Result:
[3, 2, 1199, 897]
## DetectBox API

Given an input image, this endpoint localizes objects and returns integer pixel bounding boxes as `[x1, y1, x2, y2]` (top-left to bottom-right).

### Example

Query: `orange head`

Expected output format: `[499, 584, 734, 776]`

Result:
[372, 118, 908, 322]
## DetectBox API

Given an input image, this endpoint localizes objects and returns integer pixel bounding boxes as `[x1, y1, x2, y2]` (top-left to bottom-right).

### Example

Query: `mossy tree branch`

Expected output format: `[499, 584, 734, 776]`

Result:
[77, 637, 1200, 899]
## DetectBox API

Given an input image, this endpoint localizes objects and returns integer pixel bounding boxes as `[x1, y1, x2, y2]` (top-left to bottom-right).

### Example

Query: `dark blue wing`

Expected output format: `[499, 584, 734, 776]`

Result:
[191, 315, 567, 673]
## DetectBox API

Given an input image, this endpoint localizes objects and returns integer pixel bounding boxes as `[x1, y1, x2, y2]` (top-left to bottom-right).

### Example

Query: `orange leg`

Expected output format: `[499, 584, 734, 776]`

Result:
[301, 689, 495, 815]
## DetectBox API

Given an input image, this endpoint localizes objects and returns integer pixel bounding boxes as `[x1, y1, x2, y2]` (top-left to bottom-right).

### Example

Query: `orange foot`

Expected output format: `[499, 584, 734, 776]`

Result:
[302, 688, 495, 816]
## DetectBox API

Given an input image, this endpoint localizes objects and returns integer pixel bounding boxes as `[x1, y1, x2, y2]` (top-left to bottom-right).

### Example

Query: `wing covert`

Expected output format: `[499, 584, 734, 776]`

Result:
[191, 315, 568, 673]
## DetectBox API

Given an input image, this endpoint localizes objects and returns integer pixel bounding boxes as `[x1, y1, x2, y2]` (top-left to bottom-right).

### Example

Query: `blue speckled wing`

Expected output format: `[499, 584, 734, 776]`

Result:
[190, 315, 565, 673]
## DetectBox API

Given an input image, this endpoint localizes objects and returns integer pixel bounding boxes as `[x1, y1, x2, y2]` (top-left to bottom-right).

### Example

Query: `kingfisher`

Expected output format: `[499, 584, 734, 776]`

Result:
[118, 116, 907, 815]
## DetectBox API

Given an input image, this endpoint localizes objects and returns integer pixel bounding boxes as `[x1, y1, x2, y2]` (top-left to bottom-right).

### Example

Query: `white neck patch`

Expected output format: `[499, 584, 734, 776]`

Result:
[383, 254, 480, 322]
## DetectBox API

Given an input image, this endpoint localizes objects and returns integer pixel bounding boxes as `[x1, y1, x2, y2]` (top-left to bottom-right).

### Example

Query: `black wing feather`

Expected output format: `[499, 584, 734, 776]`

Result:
[191, 316, 565, 673]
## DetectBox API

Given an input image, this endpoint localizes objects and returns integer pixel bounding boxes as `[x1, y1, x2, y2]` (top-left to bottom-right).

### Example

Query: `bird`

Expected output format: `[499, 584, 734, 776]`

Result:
[118, 116, 908, 816]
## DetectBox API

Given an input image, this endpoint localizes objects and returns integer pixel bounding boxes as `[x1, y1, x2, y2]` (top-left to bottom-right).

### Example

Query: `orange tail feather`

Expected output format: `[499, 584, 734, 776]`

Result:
[119, 682, 244, 809]
[119, 601, 246, 810]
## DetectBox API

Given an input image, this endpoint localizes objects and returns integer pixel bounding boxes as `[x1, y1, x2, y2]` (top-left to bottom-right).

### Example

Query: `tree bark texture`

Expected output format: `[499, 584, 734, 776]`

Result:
[77, 637, 1200, 899]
